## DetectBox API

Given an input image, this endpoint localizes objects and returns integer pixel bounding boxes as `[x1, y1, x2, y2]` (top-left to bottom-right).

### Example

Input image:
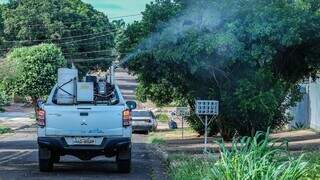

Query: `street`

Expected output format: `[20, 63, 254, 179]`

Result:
[0, 69, 167, 180]
[0, 127, 166, 180]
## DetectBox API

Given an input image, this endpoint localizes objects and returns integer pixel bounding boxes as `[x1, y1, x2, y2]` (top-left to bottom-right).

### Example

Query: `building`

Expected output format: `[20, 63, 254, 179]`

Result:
[290, 78, 320, 130]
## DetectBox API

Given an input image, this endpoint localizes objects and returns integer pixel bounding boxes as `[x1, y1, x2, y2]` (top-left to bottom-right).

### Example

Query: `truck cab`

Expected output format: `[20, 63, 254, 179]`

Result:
[36, 73, 136, 173]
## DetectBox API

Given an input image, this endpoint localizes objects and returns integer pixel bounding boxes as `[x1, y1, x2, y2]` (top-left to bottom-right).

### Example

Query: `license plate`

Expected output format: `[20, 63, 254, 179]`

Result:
[73, 137, 96, 145]
[133, 121, 145, 125]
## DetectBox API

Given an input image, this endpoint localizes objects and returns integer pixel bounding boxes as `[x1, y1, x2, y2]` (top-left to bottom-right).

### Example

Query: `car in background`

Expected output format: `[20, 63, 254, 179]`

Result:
[131, 110, 157, 134]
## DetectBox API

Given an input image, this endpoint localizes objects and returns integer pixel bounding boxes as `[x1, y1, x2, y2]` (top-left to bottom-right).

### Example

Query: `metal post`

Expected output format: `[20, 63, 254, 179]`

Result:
[182, 117, 184, 139]
[111, 65, 115, 85]
[204, 115, 208, 152]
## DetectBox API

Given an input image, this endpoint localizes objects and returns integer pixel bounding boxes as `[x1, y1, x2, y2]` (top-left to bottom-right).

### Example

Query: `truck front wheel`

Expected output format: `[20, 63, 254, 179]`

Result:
[38, 147, 54, 172]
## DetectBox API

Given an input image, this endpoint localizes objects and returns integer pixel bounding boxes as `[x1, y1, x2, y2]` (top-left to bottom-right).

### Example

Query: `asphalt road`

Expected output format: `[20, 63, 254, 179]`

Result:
[0, 127, 166, 180]
[0, 69, 167, 180]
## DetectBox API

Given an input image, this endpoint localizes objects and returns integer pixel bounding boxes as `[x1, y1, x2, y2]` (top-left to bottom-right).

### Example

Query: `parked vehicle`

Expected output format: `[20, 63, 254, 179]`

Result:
[132, 110, 157, 134]
[36, 68, 136, 173]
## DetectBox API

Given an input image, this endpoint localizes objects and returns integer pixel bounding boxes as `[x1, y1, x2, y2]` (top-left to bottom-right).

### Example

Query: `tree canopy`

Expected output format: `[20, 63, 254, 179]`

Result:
[119, 0, 320, 137]
[1, 0, 115, 73]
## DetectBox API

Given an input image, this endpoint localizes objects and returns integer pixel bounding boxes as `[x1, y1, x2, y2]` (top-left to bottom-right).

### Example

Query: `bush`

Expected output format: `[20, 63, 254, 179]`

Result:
[156, 113, 170, 123]
[0, 90, 9, 112]
[187, 114, 220, 136]
[169, 130, 309, 180]
[5, 44, 66, 104]
[0, 126, 12, 134]
[212, 69, 301, 139]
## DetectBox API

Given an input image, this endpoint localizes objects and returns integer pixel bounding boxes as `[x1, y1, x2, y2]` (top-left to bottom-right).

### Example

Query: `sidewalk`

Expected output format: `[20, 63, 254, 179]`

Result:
[163, 129, 320, 154]
[0, 104, 35, 130]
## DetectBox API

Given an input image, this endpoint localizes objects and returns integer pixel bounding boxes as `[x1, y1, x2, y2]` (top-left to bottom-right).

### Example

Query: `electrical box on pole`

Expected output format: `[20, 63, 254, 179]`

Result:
[195, 100, 219, 153]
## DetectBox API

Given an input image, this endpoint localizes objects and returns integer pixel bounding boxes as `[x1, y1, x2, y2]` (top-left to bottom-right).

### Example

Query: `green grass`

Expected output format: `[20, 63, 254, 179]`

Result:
[169, 130, 311, 180]
[301, 152, 320, 179]
[169, 154, 214, 180]
[0, 126, 12, 134]
[149, 134, 166, 145]
[156, 113, 169, 123]
[151, 138, 166, 145]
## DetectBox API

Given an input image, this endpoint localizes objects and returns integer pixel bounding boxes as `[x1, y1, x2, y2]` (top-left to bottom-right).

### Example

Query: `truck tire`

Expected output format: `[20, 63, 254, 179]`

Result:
[39, 159, 54, 172]
[116, 148, 131, 173]
[117, 159, 131, 173]
[38, 147, 54, 172]
[52, 154, 60, 163]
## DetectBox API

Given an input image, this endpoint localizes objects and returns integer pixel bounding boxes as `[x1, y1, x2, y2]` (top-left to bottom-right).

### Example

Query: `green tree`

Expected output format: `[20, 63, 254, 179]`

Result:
[117, 0, 182, 58]
[4, 43, 66, 104]
[120, 0, 320, 138]
[2, 0, 114, 74]
[0, 4, 5, 56]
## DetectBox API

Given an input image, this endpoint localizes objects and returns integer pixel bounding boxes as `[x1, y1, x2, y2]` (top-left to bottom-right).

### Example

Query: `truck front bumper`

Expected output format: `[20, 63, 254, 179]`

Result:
[38, 137, 131, 159]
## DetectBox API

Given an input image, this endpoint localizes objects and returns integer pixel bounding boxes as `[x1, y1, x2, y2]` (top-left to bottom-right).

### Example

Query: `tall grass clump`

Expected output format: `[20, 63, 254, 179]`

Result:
[170, 130, 309, 180]
[209, 130, 308, 180]
[301, 152, 320, 179]
[169, 155, 214, 180]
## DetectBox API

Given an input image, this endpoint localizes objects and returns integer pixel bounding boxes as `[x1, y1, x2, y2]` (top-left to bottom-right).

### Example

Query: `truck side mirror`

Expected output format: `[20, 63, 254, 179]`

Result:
[126, 101, 137, 110]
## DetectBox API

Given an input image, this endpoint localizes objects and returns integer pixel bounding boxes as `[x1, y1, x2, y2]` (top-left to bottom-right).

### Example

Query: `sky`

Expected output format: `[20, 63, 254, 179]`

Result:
[82, 0, 152, 23]
[0, 0, 152, 23]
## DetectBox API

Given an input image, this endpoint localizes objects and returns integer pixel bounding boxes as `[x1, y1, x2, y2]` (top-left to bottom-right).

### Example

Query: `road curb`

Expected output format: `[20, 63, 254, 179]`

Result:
[148, 144, 169, 163]
[147, 144, 170, 180]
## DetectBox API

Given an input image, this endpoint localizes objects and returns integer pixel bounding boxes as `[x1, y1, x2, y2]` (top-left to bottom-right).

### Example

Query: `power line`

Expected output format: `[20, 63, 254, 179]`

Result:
[59, 39, 112, 47]
[2, 29, 117, 44]
[0, 39, 114, 52]
[68, 57, 115, 63]
[63, 49, 115, 55]
[25, 25, 111, 33]
[23, 13, 142, 28]
[58, 34, 111, 45]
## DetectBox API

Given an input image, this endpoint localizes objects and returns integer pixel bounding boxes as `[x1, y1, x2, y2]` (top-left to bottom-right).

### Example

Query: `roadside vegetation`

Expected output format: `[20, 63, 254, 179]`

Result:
[0, 0, 116, 107]
[149, 136, 166, 146]
[0, 90, 9, 112]
[168, 130, 317, 180]
[0, 126, 11, 134]
[155, 113, 169, 123]
[118, 0, 320, 140]
[3, 44, 66, 105]
[0, 0, 318, 178]
[149, 127, 197, 145]
[302, 152, 320, 179]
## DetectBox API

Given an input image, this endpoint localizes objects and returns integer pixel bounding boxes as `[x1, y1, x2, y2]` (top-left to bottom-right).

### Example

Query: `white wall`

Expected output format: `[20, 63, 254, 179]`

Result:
[309, 79, 320, 130]
[290, 79, 320, 130]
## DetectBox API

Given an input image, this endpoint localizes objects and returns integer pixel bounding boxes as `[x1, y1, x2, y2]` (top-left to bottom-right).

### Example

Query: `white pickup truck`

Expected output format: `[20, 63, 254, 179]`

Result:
[36, 84, 136, 173]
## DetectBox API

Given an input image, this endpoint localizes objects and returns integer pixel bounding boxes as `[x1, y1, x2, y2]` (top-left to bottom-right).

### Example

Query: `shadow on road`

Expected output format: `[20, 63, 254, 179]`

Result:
[0, 138, 163, 179]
